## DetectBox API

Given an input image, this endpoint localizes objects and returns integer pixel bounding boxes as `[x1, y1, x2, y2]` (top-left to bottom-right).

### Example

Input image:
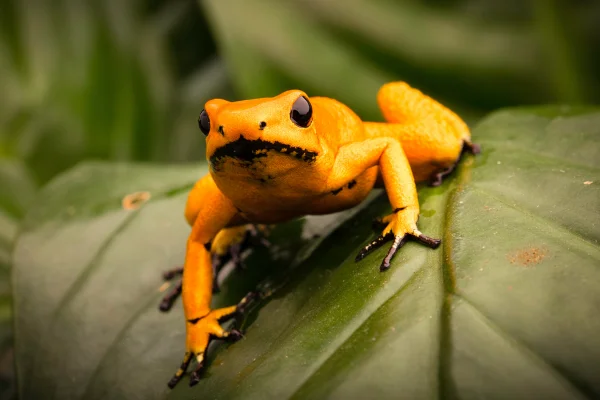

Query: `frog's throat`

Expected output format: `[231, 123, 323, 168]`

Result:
[209, 135, 318, 167]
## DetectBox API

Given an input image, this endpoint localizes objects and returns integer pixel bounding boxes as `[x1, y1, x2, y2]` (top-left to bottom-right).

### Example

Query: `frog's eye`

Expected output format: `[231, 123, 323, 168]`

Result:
[290, 96, 312, 128]
[198, 109, 210, 136]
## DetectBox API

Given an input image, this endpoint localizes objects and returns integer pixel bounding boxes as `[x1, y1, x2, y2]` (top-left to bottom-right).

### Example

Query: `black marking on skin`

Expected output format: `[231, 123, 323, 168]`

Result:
[393, 207, 407, 213]
[210, 135, 318, 167]
[204, 241, 212, 251]
[259, 121, 267, 130]
[258, 174, 275, 184]
[218, 125, 225, 136]
[332, 179, 357, 195]
[187, 311, 210, 324]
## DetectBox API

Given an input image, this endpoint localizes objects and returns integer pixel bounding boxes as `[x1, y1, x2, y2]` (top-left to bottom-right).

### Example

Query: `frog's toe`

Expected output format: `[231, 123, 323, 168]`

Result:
[168, 304, 243, 389]
[378, 231, 441, 271]
[355, 233, 393, 263]
[168, 351, 194, 389]
[159, 279, 182, 312]
[162, 266, 183, 281]
[413, 232, 441, 249]
[356, 224, 441, 272]
[225, 328, 244, 342]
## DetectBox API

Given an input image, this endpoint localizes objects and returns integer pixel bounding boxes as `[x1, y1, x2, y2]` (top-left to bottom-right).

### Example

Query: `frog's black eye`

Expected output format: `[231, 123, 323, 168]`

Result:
[290, 96, 312, 128]
[198, 109, 210, 136]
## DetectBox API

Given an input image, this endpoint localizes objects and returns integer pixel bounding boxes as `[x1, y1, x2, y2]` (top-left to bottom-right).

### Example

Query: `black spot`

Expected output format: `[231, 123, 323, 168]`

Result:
[210, 135, 318, 167]
[347, 180, 357, 189]
[204, 241, 212, 251]
[331, 188, 343, 195]
[259, 121, 267, 130]
[393, 207, 407, 213]
[258, 174, 275, 184]
[217, 125, 225, 136]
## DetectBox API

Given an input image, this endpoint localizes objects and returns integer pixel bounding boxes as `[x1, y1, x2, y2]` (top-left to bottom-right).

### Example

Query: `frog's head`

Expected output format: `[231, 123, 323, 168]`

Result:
[200, 90, 322, 174]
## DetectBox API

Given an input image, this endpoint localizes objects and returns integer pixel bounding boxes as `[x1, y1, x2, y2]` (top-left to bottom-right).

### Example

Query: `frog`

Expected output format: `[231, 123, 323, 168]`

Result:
[166, 82, 479, 388]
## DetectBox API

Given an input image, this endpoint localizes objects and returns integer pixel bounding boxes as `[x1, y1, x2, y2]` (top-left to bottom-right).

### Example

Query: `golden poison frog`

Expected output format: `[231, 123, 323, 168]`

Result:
[163, 82, 479, 387]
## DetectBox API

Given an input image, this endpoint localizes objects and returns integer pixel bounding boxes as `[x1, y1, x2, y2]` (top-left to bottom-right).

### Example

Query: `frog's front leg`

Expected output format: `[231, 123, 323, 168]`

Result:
[159, 224, 270, 312]
[168, 176, 247, 388]
[327, 137, 440, 271]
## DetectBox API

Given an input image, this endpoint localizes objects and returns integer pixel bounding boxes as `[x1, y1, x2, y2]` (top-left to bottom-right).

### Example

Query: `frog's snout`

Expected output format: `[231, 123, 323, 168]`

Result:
[216, 120, 266, 143]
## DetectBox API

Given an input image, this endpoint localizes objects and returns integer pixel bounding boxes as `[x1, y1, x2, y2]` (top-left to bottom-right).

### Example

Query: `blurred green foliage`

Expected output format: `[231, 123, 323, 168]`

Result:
[0, 0, 598, 397]
[1, 0, 598, 194]
[204, 0, 599, 122]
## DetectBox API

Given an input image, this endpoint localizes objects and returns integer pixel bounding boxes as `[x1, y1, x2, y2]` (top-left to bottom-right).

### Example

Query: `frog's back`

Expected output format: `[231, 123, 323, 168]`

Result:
[311, 96, 368, 148]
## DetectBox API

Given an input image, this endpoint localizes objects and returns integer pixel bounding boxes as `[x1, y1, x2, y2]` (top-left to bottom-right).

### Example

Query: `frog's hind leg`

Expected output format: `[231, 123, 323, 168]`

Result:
[429, 140, 481, 187]
[211, 224, 272, 292]
[368, 81, 479, 185]
[158, 224, 270, 312]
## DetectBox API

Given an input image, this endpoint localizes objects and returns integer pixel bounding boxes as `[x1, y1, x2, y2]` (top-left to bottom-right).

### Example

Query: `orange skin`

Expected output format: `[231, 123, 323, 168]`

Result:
[169, 82, 475, 387]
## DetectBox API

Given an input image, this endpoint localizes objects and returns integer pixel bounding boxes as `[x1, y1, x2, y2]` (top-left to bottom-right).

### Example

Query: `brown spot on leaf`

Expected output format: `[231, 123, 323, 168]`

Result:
[507, 246, 548, 267]
[122, 191, 151, 210]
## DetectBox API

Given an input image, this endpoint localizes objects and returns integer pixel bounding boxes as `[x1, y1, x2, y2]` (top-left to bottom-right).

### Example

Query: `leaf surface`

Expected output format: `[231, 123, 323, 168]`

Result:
[12, 107, 600, 399]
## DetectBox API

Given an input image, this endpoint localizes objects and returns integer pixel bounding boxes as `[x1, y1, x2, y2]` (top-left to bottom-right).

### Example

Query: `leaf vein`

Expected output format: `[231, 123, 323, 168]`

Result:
[80, 292, 161, 398]
[456, 293, 592, 400]
[289, 263, 427, 398]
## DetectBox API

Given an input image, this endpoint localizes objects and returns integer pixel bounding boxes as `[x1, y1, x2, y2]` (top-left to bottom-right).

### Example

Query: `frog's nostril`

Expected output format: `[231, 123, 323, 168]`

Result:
[259, 121, 267, 130]
[217, 125, 225, 136]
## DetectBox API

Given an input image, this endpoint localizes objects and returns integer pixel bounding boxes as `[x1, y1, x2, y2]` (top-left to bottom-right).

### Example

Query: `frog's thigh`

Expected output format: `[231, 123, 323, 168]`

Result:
[371, 82, 473, 182]
[365, 121, 463, 182]
[212, 226, 249, 256]
[376, 81, 469, 138]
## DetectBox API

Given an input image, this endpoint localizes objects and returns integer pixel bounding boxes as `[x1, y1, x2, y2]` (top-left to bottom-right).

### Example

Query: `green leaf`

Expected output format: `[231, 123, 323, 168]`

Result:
[12, 107, 600, 399]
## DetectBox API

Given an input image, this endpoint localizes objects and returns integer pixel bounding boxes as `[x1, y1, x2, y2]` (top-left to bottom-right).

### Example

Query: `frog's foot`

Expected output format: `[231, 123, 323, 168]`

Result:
[245, 224, 273, 249]
[212, 224, 272, 293]
[356, 207, 440, 271]
[167, 292, 258, 389]
[159, 279, 183, 312]
[211, 243, 245, 294]
[159, 225, 270, 312]
[158, 267, 184, 312]
[429, 140, 481, 187]
[163, 266, 184, 280]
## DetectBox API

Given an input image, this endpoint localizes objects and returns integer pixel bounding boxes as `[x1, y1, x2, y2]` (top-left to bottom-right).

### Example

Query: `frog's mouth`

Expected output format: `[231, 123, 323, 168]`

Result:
[209, 135, 318, 167]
